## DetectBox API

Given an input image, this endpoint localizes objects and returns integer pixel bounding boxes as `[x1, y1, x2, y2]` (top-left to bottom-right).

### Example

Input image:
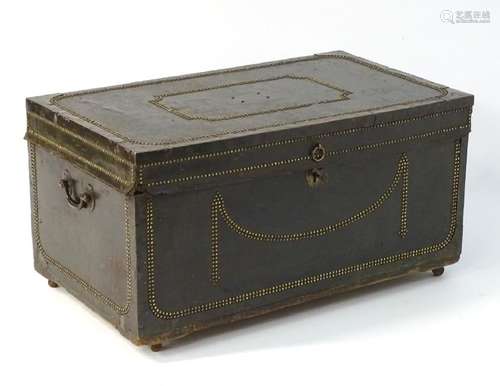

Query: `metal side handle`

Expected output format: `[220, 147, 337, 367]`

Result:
[59, 171, 95, 211]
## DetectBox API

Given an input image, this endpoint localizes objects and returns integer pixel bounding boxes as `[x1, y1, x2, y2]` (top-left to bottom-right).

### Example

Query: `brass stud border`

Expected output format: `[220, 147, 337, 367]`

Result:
[27, 107, 470, 191]
[28, 130, 132, 187]
[149, 75, 351, 121]
[29, 143, 132, 315]
[143, 121, 469, 187]
[210, 153, 410, 284]
[138, 108, 471, 186]
[50, 54, 449, 146]
[145, 140, 462, 319]
[27, 112, 134, 167]
[399, 157, 409, 238]
[140, 106, 470, 169]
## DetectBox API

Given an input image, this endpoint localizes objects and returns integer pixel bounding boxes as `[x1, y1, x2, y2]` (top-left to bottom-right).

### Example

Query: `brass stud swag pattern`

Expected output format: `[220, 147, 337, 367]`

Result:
[145, 140, 461, 319]
[209, 153, 410, 284]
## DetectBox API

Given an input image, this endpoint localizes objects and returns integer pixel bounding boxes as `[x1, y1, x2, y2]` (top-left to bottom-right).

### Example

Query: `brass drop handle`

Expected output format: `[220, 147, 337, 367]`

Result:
[59, 171, 95, 210]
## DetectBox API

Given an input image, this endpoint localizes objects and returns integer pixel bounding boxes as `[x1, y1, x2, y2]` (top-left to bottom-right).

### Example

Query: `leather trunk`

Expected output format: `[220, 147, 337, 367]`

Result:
[25, 50, 474, 348]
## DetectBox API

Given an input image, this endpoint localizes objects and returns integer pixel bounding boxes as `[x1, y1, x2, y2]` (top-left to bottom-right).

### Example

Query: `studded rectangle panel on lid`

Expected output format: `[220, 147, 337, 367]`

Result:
[25, 50, 474, 350]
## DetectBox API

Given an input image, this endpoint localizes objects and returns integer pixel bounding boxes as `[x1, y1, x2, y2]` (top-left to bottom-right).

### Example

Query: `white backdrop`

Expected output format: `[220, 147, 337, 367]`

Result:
[1, 1, 498, 385]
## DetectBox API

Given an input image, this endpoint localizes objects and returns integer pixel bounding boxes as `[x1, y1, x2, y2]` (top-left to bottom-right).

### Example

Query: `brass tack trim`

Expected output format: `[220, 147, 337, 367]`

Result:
[149, 75, 351, 121]
[146, 154, 310, 187]
[28, 130, 132, 187]
[210, 153, 410, 284]
[399, 157, 409, 238]
[27, 112, 134, 167]
[138, 106, 470, 185]
[316, 53, 448, 95]
[29, 143, 132, 314]
[30, 98, 470, 190]
[210, 197, 221, 284]
[139, 106, 469, 169]
[145, 140, 461, 319]
[50, 53, 449, 146]
[143, 121, 469, 187]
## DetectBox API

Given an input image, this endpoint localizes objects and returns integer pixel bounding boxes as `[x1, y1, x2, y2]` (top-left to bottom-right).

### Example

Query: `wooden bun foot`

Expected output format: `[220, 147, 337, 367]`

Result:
[432, 267, 445, 277]
[48, 280, 59, 288]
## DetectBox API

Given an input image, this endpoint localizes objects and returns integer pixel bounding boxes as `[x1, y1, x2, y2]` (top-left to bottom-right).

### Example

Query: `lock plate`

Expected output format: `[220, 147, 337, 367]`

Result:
[306, 168, 327, 188]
